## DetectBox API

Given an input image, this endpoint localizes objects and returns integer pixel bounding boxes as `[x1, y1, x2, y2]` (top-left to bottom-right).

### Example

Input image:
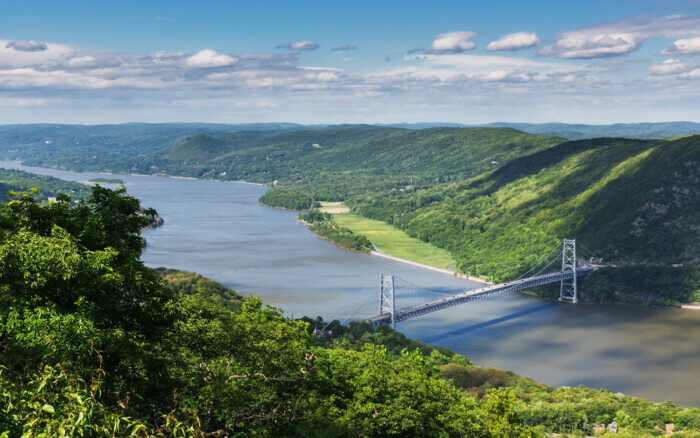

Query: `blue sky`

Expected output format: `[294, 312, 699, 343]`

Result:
[1, 0, 699, 124]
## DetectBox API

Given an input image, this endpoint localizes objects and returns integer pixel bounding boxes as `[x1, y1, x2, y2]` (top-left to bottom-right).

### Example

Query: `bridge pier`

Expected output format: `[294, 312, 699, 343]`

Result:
[559, 239, 578, 302]
[378, 274, 395, 329]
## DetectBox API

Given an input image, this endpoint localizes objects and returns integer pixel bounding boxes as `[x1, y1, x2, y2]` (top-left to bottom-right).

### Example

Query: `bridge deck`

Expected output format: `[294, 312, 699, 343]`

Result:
[366, 267, 594, 325]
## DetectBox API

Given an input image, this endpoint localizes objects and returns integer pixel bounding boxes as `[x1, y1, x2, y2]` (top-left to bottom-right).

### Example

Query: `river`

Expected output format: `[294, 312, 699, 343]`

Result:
[2, 160, 698, 407]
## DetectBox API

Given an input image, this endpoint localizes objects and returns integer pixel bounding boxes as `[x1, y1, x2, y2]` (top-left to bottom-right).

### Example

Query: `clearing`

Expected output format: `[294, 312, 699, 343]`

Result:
[319, 202, 457, 270]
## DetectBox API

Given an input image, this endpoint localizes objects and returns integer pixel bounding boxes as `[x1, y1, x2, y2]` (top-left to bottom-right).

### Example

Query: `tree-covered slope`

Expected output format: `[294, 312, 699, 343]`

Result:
[316, 127, 564, 181]
[0, 168, 90, 201]
[166, 126, 563, 184]
[0, 124, 564, 188]
[350, 136, 700, 284]
[0, 123, 314, 174]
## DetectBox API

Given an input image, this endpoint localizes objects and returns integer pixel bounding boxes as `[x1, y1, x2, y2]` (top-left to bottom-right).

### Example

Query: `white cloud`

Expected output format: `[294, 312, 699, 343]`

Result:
[486, 32, 540, 51]
[0, 39, 74, 67]
[661, 36, 700, 56]
[430, 31, 477, 53]
[185, 49, 238, 67]
[679, 68, 700, 79]
[0, 35, 697, 124]
[399, 53, 577, 81]
[275, 41, 319, 51]
[5, 40, 47, 52]
[540, 15, 700, 59]
[648, 59, 688, 75]
[315, 71, 340, 82]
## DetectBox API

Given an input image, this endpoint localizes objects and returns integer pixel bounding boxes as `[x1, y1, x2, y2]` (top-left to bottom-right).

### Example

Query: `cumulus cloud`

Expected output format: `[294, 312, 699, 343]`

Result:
[185, 49, 238, 67]
[648, 59, 688, 75]
[5, 40, 47, 52]
[430, 31, 477, 53]
[486, 32, 540, 51]
[540, 15, 700, 59]
[679, 68, 700, 79]
[661, 36, 700, 56]
[275, 41, 319, 51]
[331, 45, 356, 51]
[0, 35, 698, 124]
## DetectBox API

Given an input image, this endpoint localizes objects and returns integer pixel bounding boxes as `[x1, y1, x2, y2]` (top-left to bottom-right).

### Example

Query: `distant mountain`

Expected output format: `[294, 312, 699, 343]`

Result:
[28, 125, 559, 185]
[378, 121, 700, 139]
[480, 121, 700, 140]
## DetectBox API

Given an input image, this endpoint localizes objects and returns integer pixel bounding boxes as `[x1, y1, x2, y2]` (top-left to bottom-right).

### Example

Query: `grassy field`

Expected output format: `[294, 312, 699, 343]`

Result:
[319, 202, 457, 269]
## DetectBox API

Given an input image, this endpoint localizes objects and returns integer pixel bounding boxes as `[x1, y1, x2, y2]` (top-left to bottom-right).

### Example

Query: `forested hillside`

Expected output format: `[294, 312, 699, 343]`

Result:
[1, 187, 697, 436]
[0, 168, 90, 201]
[348, 135, 700, 304]
[1, 125, 563, 184]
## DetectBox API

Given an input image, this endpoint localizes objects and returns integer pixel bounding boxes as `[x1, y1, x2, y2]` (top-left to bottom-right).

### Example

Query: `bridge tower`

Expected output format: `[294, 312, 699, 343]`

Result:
[378, 274, 396, 329]
[559, 239, 577, 302]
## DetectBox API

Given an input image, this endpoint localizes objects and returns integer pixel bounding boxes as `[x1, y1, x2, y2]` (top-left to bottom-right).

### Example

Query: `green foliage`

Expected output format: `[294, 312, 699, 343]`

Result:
[302, 317, 473, 368]
[0, 168, 90, 201]
[313, 345, 488, 437]
[89, 178, 125, 184]
[259, 186, 316, 210]
[0, 365, 149, 437]
[577, 266, 699, 305]
[156, 267, 243, 309]
[298, 208, 331, 224]
[442, 365, 521, 397]
[309, 220, 373, 252]
[503, 381, 700, 436]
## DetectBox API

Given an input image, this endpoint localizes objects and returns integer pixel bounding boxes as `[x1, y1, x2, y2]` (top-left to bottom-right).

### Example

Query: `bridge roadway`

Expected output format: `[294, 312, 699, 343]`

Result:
[366, 267, 595, 326]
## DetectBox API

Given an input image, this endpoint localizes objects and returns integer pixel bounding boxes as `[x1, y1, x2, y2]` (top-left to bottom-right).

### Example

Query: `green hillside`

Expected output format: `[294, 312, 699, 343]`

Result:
[348, 135, 699, 302]
[163, 126, 563, 184]
[1, 124, 564, 189]
[0, 168, 90, 201]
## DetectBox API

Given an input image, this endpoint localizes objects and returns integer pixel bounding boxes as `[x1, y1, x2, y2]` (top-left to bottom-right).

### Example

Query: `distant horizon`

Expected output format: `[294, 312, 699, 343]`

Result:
[1, 120, 699, 127]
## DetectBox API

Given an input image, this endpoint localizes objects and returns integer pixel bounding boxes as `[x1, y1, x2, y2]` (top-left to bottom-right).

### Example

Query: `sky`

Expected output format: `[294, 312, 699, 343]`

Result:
[1, 0, 699, 124]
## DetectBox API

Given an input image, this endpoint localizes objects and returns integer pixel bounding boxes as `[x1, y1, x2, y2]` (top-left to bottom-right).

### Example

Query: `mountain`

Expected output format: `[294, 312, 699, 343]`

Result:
[349, 135, 699, 303]
[378, 122, 700, 139]
[482, 122, 700, 140]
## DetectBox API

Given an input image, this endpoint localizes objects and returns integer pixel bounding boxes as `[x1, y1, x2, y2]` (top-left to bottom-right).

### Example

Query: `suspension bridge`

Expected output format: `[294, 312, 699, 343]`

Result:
[359, 239, 601, 329]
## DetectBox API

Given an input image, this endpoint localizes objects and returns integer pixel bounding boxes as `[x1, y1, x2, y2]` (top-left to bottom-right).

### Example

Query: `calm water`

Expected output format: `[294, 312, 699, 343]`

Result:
[2, 161, 698, 406]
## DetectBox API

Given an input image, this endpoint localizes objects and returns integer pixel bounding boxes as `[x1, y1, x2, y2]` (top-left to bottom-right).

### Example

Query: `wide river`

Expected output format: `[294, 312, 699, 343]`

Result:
[2, 161, 698, 406]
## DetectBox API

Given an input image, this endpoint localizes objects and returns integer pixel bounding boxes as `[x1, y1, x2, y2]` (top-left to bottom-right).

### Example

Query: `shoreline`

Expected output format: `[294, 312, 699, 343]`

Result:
[368, 250, 492, 285]
[0, 160, 271, 189]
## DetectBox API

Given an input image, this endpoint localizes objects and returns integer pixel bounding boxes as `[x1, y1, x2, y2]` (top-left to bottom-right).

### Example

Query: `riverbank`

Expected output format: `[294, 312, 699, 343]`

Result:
[311, 202, 493, 284]
[369, 250, 492, 284]
[319, 203, 458, 269]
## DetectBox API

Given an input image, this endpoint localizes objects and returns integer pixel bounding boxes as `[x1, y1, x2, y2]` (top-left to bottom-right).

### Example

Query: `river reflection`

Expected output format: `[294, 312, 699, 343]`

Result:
[1, 160, 698, 406]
